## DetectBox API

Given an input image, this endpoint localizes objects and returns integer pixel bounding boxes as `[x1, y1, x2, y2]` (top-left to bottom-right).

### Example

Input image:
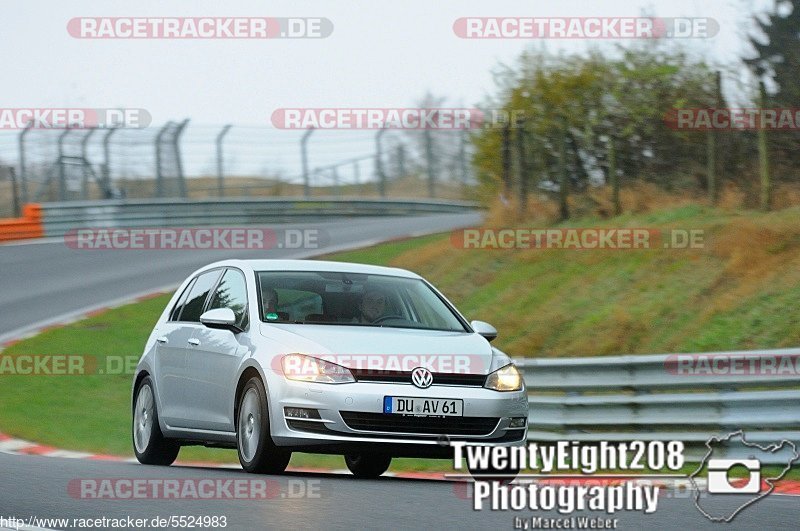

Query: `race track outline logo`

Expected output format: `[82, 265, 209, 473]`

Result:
[689, 430, 799, 522]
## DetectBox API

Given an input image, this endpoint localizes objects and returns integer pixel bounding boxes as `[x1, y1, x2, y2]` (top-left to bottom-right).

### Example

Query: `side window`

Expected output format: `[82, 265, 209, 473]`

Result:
[208, 269, 249, 330]
[179, 270, 222, 323]
[169, 278, 196, 321]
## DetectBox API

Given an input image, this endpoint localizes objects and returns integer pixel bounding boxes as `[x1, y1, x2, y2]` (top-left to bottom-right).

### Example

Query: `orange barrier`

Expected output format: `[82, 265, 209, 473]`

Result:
[0, 204, 43, 242]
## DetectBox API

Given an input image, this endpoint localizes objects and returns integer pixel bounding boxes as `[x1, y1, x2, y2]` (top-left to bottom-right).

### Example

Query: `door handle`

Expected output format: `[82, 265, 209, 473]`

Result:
[156, 336, 168, 344]
[187, 338, 201, 347]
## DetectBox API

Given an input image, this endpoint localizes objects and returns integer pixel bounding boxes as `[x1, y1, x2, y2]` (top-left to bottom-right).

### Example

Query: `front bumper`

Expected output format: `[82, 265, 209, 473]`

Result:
[268, 379, 529, 456]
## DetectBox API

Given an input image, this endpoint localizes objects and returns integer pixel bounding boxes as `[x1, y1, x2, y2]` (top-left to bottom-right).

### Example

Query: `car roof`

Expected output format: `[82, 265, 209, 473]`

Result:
[195, 259, 421, 279]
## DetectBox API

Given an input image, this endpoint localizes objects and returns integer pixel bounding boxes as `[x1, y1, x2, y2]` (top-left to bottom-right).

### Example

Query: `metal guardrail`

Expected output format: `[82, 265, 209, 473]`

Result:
[516, 349, 800, 463]
[38, 198, 480, 237]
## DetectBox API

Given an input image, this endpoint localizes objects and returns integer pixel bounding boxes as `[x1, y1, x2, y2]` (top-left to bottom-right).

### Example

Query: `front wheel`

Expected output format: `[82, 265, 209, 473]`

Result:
[237, 377, 291, 474]
[345, 454, 392, 478]
[132, 376, 180, 466]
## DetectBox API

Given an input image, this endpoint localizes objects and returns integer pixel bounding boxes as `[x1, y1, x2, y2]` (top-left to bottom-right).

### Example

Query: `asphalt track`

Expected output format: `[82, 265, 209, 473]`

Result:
[0, 212, 797, 530]
[0, 452, 797, 530]
[0, 213, 480, 341]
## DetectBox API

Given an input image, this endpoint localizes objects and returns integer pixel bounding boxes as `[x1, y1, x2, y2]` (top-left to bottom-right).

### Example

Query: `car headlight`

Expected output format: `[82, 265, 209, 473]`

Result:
[281, 354, 355, 384]
[484, 364, 523, 392]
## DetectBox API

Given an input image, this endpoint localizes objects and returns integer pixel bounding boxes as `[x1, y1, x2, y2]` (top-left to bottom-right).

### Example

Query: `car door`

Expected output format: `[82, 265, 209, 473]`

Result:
[184, 267, 251, 432]
[157, 268, 223, 428]
[152, 278, 195, 427]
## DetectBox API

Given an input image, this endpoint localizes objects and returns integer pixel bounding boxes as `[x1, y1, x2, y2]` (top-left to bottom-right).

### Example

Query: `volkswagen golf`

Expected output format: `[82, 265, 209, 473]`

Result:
[132, 259, 528, 478]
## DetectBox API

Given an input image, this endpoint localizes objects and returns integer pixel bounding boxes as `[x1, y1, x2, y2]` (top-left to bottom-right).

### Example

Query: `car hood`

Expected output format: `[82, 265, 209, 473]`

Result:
[259, 322, 500, 374]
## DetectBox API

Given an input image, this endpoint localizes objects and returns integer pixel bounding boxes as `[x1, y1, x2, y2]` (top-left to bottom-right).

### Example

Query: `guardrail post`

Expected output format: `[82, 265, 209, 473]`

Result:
[215, 124, 232, 198]
[301, 127, 314, 198]
[17, 122, 33, 204]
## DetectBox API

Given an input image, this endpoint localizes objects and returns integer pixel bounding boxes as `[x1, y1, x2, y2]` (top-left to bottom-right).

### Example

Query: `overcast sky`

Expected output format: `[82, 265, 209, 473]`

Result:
[0, 0, 777, 182]
[1, 0, 774, 126]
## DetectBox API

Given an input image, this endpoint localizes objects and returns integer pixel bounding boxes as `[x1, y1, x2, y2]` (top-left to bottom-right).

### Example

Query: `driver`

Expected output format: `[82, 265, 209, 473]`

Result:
[355, 288, 387, 324]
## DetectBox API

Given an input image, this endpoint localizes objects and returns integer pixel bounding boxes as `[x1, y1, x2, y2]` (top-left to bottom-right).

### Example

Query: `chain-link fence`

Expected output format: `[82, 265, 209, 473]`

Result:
[0, 122, 477, 216]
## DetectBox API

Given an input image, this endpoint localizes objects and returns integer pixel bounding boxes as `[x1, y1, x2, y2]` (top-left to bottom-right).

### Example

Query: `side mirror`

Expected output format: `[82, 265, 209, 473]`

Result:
[471, 320, 497, 342]
[200, 308, 241, 333]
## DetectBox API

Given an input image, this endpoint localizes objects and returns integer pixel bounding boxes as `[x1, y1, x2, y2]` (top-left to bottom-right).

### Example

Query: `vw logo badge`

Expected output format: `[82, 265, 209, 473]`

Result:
[411, 367, 433, 389]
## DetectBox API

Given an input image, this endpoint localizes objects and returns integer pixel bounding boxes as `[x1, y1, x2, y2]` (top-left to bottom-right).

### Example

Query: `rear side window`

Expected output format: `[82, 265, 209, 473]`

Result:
[169, 278, 196, 321]
[208, 269, 249, 330]
[178, 270, 222, 322]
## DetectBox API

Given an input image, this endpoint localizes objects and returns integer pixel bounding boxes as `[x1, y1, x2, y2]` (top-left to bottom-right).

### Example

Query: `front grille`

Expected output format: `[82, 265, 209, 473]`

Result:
[340, 411, 499, 436]
[350, 369, 486, 387]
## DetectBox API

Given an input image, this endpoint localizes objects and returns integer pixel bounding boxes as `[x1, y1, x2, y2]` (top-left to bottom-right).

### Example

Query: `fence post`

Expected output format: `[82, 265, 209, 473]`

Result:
[301, 127, 314, 198]
[707, 70, 721, 204]
[558, 119, 569, 220]
[8, 167, 20, 217]
[332, 166, 340, 196]
[758, 81, 771, 211]
[57, 128, 72, 201]
[80, 128, 96, 200]
[458, 130, 469, 197]
[423, 116, 437, 198]
[154, 122, 171, 198]
[609, 136, 620, 216]
[501, 122, 511, 200]
[396, 144, 406, 179]
[375, 127, 387, 197]
[174, 119, 189, 199]
[352, 160, 361, 194]
[515, 118, 529, 216]
[18, 122, 32, 204]
[216, 124, 232, 198]
[102, 127, 118, 198]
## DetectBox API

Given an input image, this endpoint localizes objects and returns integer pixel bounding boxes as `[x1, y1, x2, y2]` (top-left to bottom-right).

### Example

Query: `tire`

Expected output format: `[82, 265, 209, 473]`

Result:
[132, 376, 180, 466]
[344, 454, 392, 479]
[237, 377, 291, 474]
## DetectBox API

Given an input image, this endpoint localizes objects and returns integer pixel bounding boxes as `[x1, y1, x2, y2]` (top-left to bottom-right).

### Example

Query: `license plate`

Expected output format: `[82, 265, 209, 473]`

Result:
[383, 396, 463, 417]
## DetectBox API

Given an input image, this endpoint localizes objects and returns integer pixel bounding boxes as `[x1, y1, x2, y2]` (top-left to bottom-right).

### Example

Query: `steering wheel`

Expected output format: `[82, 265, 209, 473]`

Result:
[372, 315, 405, 324]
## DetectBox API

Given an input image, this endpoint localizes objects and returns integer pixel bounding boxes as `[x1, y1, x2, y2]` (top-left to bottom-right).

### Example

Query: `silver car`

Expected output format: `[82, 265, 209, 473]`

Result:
[132, 259, 528, 478]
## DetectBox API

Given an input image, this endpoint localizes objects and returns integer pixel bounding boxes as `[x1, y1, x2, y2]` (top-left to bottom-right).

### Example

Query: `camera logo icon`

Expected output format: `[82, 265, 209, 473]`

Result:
[706, 459, 761, 494]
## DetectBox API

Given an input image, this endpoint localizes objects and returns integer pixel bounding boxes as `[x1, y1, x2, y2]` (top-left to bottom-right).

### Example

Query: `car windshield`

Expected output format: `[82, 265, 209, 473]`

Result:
[256, 271, 468, 332]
